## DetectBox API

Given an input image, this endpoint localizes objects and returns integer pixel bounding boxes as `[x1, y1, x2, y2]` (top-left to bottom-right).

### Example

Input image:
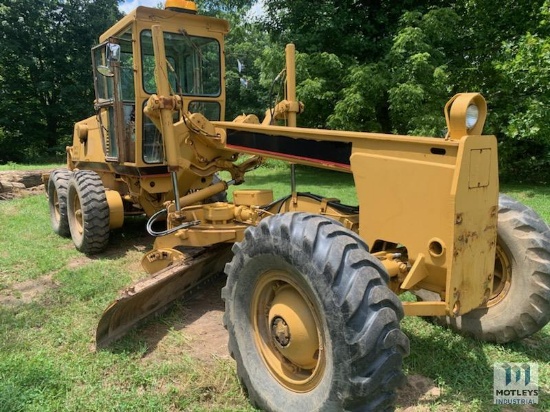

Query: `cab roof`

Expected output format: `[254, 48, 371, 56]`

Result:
[99, 6, 230, 43]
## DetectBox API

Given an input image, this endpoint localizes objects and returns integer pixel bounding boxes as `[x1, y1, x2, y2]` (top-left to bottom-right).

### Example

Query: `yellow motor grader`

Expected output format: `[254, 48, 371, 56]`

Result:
[44, 1, 550, 411]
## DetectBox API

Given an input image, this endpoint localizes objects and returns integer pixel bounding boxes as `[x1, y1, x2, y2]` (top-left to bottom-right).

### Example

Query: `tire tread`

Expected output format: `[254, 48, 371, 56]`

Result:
[224, 212, 409, 411]
[48, 168, 72, 237]
[67, 170, 110, 254]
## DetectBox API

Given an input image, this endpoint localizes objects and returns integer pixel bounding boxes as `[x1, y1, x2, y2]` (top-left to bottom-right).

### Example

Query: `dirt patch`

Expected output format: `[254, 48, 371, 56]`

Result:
[502, 406, 537, 412]
[0, 170, 47, 187]
[0, 274, 58, 307]
[67, 256, 94, 269]
[141, 276, 230, 364]
[0, 170, 49, 200]
[178, 281, 229, 361]
[396, 374, 441, 411]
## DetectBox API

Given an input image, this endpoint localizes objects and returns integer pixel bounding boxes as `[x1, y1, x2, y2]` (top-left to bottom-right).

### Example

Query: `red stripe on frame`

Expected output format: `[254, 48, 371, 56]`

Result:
[226, 144, 351, 171]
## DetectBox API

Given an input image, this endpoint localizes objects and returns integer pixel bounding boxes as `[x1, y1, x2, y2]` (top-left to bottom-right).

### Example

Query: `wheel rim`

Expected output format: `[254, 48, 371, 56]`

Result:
[72, 193, 84, 235]
[251, 270, 325, 392]
[52, 189, 61, 221]
[487, 243, 512, 307]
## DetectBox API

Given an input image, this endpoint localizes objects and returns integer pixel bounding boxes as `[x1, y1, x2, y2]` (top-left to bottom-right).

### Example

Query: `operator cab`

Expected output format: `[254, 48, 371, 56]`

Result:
[91, 1, 228, 166]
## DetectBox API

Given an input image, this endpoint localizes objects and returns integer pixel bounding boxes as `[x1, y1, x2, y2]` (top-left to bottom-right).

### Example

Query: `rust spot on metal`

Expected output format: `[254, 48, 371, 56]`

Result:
[162, 96, 175, 109]
[452, 300, 460, 316]
[455, 213, 463, 224]
[480, 288, 491, 305]
[457, 230, 478, 245]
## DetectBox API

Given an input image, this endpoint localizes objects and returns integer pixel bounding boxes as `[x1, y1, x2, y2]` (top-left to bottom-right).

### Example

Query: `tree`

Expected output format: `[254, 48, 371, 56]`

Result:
[195, 0, 272, 122]
[260, 0, 550, 182]
[385, 8, 459, 136]
[224, 19, 272, 121]
[329, 7, 459, 135]
[492, 1, 550, 182]
[263, 0, 448, 62]
[0, 0, 122, 163]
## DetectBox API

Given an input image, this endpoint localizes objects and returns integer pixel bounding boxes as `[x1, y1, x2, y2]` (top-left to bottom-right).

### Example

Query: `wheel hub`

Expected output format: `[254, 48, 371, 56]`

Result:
[74, 207, 83, 234]
[252, 271, 325, 392]
[271, 316, 290, 347]
[487, 243, 512, 307]
[53, 192, 61, 219]
[268, 284, 319, 370]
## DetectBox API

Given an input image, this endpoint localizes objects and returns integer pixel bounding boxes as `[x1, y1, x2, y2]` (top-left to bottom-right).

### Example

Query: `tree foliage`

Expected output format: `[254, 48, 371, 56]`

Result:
[489, 1, 550, 182]
[259, 0, 550, 182]
[1, 0, 549, 183]
[0, 0, 122, 163]
[264, 0, 447, 61]
[224, 15, 271, 120]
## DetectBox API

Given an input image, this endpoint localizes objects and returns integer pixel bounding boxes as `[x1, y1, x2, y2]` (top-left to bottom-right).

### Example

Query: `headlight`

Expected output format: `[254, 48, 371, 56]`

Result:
[444, 93, 487, 140]
[465, 104, 479, 130]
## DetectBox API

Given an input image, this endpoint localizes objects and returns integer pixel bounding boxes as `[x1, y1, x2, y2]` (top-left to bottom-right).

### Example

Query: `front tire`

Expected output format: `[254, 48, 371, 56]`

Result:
[47, 169, 71, 237]
[223, 212, 409, 411]
[67, 170, 110, 254]
[440, 194, 550, 343]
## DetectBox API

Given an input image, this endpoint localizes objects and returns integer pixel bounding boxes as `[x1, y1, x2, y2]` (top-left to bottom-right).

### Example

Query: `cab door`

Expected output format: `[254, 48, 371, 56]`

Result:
[92, 40, 135, 163]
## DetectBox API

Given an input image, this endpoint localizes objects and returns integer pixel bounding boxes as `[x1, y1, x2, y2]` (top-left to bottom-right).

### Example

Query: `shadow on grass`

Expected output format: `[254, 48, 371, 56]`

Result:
[401, 317, 549, 410]
[505, 327, 550, 363]
[84, 215, 155, 261]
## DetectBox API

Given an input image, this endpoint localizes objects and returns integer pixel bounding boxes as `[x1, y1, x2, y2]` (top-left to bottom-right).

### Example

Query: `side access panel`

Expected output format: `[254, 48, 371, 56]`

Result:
[351, 134, 498, 316]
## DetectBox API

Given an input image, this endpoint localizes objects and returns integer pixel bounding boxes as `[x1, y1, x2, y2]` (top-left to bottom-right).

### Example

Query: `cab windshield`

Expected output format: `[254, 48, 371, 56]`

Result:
[140, 29, 221, 97]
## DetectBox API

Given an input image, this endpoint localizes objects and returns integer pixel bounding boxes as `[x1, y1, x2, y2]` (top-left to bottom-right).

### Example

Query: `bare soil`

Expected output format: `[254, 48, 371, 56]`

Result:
[0, 170, 48, 200]
[396, 374, 442, 411]
[140, 276, 230, 363]
[0, 274, 58, 307]
[177, 279, 229, 361]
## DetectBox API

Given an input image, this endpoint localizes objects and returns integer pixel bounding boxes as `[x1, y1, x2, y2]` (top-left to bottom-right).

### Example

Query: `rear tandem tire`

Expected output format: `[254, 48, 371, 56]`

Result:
[223, 212, 409, 411]
[439, 194, 550, 343]
[67, 170, 110, 254]
[47, 169, 71, 237]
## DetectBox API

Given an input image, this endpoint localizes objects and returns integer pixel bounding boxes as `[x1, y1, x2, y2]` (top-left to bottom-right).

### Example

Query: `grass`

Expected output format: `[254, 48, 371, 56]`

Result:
[0, 196, 253, 412]
[0, 162, 549, 411]
[222, 160, 358, 205]
[500, 183, 550, 221]
[0, 162, 64, 171]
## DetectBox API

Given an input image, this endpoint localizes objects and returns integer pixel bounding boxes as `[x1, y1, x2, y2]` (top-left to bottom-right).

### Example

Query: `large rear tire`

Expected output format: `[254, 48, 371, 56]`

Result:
[440, 194, 550, 343]
[67, 170, 110, 254]
[47, 169, 71, 237]
[223, 212, 409, 411]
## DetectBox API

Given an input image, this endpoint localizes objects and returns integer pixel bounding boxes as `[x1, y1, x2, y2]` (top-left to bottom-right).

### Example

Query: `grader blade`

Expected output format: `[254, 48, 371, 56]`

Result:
[96, 244, 233, 349]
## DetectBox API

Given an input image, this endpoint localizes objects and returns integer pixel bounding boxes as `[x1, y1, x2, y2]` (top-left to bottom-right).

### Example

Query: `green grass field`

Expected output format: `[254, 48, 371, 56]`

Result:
[0, 163, 549, 411]
[0, 162, 63, 171]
